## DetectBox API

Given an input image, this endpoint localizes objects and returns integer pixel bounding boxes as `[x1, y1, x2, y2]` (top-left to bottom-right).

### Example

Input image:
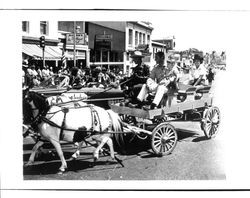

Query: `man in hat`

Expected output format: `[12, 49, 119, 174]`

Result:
[22, 60, 29, 88]
[130, 50, 150, 85]
[130, 52, 179, 110]
[190, 54, 207, 86]
[121, 50, 150, 105]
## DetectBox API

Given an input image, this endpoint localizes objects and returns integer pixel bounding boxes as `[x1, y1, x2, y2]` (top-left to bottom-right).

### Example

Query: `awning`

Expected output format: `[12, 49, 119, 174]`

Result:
[22, 44, 63, 60]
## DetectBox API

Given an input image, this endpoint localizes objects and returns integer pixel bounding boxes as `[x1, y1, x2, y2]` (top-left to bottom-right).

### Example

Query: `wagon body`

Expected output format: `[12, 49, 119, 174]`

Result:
[110, 83, 220, 156]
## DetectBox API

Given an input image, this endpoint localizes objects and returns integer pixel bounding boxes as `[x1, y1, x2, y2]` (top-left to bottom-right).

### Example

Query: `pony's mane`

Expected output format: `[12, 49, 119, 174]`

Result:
[30, 92, 50, 115]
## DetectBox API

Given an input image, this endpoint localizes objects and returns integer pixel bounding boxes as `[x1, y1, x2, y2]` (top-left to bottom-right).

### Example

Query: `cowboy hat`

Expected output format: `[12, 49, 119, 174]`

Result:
[22, 60, 28, 67]
[130, 50, 144, 58]
[166, 55, 176, 63]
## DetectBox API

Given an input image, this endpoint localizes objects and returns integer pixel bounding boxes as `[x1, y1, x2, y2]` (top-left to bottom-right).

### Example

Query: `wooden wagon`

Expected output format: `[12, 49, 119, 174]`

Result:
[110, 83, 220, 156]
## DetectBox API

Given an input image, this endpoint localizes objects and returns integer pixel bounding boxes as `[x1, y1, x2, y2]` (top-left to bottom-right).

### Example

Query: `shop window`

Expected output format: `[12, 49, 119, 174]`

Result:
[95, 50, 101, 62]
[117, 52, 124, 62]
[143, 34, 145, 44]
[102, 50, 108, 62]
[129, 29, 133, 45]
[40, 21, 49, 35]
[147, 35, 150, 44]
[139, 32, 142, 44]
[22, 21, 29, 33]
[135, 31, 138, 46]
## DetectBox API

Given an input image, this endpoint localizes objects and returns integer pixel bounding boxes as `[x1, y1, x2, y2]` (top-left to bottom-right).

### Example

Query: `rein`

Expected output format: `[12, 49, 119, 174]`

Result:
[41, 116, 132, 135]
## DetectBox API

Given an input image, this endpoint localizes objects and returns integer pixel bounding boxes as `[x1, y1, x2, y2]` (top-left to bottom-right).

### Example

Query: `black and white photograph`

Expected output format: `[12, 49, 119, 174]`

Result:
[1, 0, 250, 196]
[21, 20, 225, 180]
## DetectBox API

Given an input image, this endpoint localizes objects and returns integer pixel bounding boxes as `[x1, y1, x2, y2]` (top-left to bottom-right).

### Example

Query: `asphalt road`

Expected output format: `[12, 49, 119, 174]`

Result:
[23, 69, 226, 180]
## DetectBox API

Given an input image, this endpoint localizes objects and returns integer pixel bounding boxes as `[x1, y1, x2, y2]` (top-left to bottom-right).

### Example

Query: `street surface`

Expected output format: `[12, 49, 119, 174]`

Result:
[23, 69, 226, 180]
[23, 121, 225, 180]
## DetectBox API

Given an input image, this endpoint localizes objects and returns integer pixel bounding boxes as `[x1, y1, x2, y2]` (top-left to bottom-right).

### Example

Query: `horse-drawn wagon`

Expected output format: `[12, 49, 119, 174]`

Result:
[110, 83, 220, 156]
[23, 81, 220, 173]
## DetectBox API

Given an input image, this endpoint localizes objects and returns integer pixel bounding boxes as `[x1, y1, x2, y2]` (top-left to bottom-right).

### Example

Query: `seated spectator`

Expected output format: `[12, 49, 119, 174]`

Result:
[68, 67, 84, 89]
[42, 65, 50, 81]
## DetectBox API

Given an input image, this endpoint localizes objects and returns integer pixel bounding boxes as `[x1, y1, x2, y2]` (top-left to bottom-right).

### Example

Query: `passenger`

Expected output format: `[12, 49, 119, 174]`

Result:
[129, 52, 179, 110]
[120, 50, 150, 105]
[190, 54, 207, 86]
[178, 64, 192, 85]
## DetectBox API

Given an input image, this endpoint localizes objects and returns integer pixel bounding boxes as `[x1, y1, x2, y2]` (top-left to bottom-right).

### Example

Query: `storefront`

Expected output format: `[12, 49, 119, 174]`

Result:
[64, 32, 89, 69]
[86, 22, 126, 73]
[22, 36, 64, 72]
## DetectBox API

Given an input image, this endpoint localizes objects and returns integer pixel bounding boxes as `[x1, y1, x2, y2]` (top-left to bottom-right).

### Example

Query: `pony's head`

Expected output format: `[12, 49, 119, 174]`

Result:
[23, 91, 50, 122]
[23, 89, 34, 124]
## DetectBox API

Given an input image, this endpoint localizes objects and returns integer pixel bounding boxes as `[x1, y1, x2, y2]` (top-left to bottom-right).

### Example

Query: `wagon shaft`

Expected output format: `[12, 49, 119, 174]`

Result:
[122, 121, 152, 135]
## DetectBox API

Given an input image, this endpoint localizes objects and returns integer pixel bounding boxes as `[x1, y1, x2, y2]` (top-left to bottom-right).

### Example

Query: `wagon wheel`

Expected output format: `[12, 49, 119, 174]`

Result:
[151, 123, 178, 156]
[202, 106, 220, 139]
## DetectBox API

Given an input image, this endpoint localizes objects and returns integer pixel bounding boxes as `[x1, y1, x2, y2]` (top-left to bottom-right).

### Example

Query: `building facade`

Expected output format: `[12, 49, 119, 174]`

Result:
[58, 21, 89, 69]
[85, 21, 153, 75]
[86, 22, 126, 73]
[22, 21, 63, 71]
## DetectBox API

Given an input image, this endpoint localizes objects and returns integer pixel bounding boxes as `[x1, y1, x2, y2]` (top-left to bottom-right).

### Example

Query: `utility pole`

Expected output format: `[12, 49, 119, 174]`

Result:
[73, 21, 76, 67]
[40, 36, 45, 68]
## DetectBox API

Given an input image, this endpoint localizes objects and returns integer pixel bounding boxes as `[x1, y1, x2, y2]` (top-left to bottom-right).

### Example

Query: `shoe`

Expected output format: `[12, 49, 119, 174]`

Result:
[142, 105, 151, 111]
[150, 103, 157, 109]
[119, 102, 126, 106]
[128, 103, 138, 108]
[143, 103, 157, 110]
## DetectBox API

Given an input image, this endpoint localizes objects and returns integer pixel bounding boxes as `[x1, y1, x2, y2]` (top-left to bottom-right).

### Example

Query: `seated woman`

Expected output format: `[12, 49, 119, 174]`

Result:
[189, 54, 208, 86]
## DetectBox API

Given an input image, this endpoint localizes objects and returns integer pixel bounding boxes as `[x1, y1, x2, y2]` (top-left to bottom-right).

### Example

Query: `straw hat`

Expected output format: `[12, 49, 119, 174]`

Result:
[130, 50, 144, 58]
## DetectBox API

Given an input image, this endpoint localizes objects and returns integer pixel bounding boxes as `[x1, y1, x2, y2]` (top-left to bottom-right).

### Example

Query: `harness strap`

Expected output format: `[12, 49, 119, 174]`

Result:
[59, 108, 69, 140]
[89, 105, 102, 133]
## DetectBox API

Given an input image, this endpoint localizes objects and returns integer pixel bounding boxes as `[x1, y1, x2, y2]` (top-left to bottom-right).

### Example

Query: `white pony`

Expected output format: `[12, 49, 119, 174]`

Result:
[24, 91, 123, 173]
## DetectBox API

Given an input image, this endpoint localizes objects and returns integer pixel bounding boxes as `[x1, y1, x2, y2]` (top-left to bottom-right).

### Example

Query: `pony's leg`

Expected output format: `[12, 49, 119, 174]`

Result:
[25, 140, 44, 166]
[71, 141, 84, 160]
[105, 137, 115, 160]
[93, 135, 114, 160]
[93, 138, 106, 161]
[49, 139, 67, 173]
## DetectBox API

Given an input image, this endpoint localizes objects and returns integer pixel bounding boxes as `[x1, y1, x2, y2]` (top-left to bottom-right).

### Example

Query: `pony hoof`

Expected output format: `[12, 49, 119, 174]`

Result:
[24, 161, 33, 167]
[69, 156, 77, 161]
[57, 168, 67, 174]
[93, 157, 98, 163]
[57, 170, 64, 175]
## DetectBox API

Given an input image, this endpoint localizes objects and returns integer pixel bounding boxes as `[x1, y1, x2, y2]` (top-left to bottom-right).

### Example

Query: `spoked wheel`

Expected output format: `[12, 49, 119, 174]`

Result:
[151, 123, 178, 156]
[202, 106, 220, 139]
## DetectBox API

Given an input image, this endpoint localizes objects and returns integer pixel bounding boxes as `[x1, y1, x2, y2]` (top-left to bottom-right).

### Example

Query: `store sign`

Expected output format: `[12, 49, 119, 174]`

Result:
[136, 44, 149, 51]
[66, 33, 88, 45]
[165, 40, 173, 50]
[94, 34, 112, 51]
[135, 44, 151, 56]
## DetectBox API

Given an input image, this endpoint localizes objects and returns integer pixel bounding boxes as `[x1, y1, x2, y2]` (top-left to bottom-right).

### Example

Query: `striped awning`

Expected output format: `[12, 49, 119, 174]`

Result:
[22, 44, 63, 60]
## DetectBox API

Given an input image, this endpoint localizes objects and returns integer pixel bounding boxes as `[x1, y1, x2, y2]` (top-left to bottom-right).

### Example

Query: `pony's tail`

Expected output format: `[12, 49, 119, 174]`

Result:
[106, 110, 124, 148]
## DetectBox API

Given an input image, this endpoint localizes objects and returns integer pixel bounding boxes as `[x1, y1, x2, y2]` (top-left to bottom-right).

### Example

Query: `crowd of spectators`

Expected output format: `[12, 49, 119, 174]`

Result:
[22, 50, 225, 91]
[22, 60, 126, 89]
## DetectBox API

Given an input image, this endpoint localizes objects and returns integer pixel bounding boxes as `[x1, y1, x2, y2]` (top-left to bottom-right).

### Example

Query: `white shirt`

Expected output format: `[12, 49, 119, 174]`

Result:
[27, 68, 38, 77]
[190, 64, 207, 80]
